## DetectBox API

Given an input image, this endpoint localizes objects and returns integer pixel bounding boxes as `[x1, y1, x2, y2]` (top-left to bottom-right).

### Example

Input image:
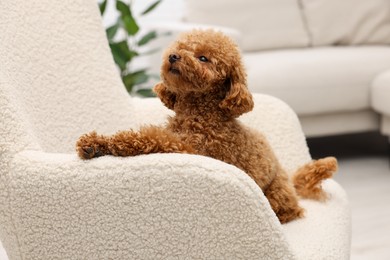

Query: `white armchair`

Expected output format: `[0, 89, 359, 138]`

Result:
[0, 0, 350, 259]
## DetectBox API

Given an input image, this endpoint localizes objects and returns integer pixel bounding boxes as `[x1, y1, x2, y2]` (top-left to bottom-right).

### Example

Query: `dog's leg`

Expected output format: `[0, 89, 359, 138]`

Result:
[107, 126, 194, 157]
[292, 157, 337, 201]
[76, 126, 194, 159]
[264, 172, 305, 224]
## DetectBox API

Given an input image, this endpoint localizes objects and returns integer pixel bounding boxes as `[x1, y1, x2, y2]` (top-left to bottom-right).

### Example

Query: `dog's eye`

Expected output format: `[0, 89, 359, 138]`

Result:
[198, 56, 208, 62]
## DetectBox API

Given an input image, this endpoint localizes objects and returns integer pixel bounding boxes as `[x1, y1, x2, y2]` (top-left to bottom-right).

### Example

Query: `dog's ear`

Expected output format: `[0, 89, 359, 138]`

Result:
[153, 82, 176, 110]
[219, 66, 254, 117]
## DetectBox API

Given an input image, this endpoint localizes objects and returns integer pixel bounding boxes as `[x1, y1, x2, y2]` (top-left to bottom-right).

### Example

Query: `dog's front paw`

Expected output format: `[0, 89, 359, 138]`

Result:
[76, 131, 109, 159]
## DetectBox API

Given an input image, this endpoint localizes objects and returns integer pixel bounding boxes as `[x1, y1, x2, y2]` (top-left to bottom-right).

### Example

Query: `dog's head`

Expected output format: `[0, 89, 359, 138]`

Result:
[154, 29, 253, 118]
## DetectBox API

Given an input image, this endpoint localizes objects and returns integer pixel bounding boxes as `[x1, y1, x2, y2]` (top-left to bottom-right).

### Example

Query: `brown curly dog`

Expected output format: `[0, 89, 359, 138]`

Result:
[76, 29, 337, 224]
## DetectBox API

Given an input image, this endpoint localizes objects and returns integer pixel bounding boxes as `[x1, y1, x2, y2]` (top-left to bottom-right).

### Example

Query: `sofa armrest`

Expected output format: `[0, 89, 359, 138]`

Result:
[372, 69, 390, 136]
[372, 69, 390, 115]
[240, 94, 312, 174]
[1, 150, 293, 259]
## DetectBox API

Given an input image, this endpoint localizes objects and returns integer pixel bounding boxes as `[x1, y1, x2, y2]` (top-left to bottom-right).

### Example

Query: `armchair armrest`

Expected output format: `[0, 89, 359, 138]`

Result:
[2, 150, 294, 259]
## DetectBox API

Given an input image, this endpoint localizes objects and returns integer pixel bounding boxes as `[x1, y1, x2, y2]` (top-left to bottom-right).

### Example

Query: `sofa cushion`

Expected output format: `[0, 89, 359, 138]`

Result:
[300, 0, 390, 46]
[244, 46, 390, 115]
[372, 69, 390, 115]
[183, 0, 309, 52]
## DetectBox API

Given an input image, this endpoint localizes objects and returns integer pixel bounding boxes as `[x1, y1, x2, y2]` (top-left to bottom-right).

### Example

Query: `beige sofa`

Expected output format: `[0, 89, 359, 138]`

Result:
[148, 0, 390, 138]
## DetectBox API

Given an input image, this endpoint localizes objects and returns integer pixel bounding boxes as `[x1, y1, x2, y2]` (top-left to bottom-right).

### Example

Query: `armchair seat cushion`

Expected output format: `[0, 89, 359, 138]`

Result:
[284, 180, 350, 259]
[244, 46, 390, 115]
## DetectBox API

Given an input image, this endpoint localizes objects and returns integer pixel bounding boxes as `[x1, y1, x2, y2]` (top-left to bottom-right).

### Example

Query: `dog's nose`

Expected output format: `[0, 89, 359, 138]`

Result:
[169, 54, 181, 64]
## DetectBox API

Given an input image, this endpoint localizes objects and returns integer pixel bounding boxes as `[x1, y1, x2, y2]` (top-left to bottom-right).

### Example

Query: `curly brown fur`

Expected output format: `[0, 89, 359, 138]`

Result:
[293, 156, 338, 201]
[76, 29, 337, 224]
[77, 126, 195, 158]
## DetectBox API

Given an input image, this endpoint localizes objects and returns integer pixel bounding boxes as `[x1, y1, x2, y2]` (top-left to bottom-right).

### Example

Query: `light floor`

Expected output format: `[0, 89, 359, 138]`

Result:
[336, 155, 390, 259]
[308, 132, 390, 260]
[1, 133, 389, 259]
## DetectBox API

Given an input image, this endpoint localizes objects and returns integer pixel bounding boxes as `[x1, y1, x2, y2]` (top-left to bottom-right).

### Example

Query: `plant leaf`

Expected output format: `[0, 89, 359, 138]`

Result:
[138, 31, 157, 46]
[109, 41, 138, 71]
[106, 23, 119, 40]
[141, 0, 162, 15]
[111, 52, 127, 71]
[116, 0, 131, 18]
[123, 70, 149, 89]
[136, 88, 156, 97]
[116, 0, 139, 35]
[99, 0, 107, 15]
[122, 16, 139, 35]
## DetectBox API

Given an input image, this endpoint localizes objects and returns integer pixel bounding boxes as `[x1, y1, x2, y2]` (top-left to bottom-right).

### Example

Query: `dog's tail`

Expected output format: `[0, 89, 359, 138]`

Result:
[292, 157, 338, 201]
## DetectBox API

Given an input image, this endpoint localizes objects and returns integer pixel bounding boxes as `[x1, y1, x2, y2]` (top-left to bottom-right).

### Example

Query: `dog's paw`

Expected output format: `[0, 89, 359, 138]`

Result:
[76, 131, 108, 159]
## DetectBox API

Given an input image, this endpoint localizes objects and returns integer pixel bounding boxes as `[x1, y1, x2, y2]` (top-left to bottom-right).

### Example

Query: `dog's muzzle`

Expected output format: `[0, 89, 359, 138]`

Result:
[169, 54, 181, 64]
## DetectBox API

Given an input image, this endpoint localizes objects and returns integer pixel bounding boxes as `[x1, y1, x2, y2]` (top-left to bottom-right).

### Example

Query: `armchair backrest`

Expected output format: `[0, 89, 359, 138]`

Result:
[0, 0, 136, 153]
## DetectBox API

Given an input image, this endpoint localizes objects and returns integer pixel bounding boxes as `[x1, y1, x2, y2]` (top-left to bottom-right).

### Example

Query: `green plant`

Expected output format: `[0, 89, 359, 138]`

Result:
[99, 0, 163, 97]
